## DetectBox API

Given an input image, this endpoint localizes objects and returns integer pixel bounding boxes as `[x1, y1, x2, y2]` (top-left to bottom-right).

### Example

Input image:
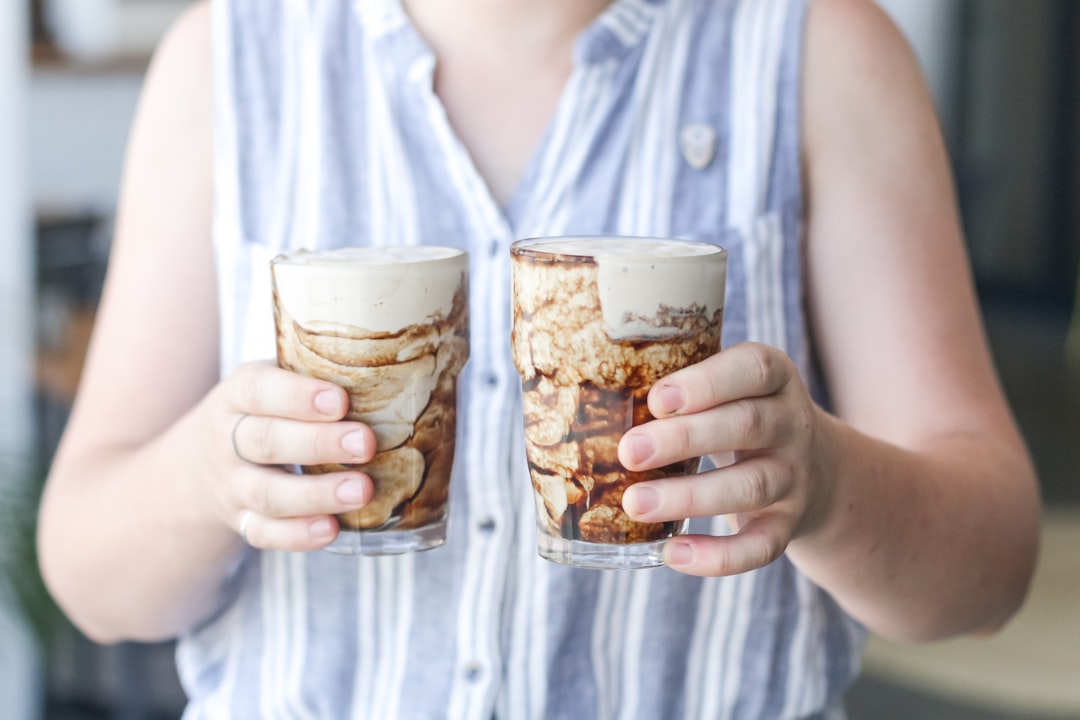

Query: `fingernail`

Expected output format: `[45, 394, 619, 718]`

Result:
[341, 431, 368, 457]
[627, 486, 660, 516]
[315, 390, 343, 416]
[336, 478, 367, 505]
[626, 433, 655, 465]
[658, 385, 685, 415]
[310, 518, 334, 537]
[666, 541, 694, 566]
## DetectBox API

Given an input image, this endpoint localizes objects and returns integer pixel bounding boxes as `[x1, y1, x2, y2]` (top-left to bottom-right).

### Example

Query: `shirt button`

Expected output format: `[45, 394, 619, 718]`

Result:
[464, 662, 484, 682]
[483, 373, 498, 387]
[489, 239, 501, 257]
[477, 518, 497, 535]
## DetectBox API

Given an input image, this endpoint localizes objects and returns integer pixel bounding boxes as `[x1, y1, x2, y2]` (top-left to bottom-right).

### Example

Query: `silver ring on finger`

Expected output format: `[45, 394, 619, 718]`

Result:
[239, 510, 255, 546]
[231, 413, 255, 464]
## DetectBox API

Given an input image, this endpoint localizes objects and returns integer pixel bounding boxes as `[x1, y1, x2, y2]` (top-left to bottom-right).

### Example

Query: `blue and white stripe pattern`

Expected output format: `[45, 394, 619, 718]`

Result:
[181, 0, 867, 717]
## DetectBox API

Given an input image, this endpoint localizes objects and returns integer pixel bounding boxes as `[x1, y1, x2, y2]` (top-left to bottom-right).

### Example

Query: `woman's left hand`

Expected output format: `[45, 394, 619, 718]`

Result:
[619, 341, 838, 577]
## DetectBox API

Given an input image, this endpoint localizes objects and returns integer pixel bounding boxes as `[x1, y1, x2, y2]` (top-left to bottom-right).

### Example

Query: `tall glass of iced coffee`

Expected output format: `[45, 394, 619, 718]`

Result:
[510, 237, 727, 569]
[271, 247, 469, 555]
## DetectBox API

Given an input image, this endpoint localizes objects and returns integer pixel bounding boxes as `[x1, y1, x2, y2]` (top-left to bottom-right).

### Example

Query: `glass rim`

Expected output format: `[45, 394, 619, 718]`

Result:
[510, 235, 727, 263]
[271, 246, 468, 269]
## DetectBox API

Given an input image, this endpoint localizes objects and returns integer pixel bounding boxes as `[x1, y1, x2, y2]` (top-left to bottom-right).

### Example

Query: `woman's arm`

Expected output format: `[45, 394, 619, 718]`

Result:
[38, 3, 375, 644]
[793, 0, 1040, 640]
[619, 0, 1039, 642]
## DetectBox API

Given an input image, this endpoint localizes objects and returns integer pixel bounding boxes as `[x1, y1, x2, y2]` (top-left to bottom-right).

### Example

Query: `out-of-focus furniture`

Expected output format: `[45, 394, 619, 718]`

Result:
[882, 0, 1080, 306]
[951, 0, 1080, 305]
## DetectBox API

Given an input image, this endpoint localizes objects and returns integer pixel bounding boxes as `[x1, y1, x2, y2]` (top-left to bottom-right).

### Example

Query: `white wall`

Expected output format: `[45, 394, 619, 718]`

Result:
[31, 0, 186, 213]
[0, 0, 33, 456]
[30, 71, 143, 213]
[0, 0, 44, 718]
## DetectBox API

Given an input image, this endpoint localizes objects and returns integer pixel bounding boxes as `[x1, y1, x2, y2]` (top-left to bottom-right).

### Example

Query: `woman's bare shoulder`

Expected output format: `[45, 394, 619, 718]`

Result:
[146, 0, 211, 103]
[802, 0, 932, 169]
[163, 0, 211, 57]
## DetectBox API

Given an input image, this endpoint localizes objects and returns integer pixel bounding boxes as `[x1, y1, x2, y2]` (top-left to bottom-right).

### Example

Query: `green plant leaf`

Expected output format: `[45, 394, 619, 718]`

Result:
[0, 457, 61, 647]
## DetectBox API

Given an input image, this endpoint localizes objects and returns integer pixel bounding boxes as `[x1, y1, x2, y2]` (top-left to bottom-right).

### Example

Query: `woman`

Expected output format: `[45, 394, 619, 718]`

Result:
[39, 0, 1040, 717]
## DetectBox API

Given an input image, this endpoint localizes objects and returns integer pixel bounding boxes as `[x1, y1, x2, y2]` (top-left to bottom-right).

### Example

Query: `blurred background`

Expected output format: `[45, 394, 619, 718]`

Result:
[0, 0, 1077, 718]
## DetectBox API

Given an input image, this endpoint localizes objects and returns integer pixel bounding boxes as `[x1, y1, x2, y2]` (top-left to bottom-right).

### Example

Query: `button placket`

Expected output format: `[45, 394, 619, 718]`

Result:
[454, 218, 514, 713]
[463, 662, 485, 683]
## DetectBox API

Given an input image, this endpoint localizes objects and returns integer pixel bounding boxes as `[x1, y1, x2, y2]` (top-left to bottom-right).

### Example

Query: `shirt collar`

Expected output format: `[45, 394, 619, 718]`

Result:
[355, 0, 665, 77]
[576, 0, 665, 66]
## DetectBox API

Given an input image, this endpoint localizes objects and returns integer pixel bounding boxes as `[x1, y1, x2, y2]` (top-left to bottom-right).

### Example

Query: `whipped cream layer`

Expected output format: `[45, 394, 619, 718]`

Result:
[271, 247, 468, 334]
[513, 237, 727, 341]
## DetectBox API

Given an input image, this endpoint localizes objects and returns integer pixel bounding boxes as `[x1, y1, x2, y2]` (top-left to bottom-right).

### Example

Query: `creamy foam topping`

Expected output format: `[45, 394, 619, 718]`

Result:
[272, 247, 467, 333]
[520, 237, 724, 259]
[278, 246, 463, 266]
[516, 237, 727, 340]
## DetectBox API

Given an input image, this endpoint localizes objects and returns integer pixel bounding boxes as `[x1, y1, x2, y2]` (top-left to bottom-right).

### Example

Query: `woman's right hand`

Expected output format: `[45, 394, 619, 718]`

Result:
[200, 360, 377, 552]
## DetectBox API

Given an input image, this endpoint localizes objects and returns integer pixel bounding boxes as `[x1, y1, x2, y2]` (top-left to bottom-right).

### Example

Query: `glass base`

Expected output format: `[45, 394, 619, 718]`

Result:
[537, 533, 671, 570]
[324, 519, 447, 556]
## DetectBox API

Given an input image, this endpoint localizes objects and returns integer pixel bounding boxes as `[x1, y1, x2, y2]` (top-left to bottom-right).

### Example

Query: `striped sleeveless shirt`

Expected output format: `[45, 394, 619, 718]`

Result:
[180, 0, 867, 717]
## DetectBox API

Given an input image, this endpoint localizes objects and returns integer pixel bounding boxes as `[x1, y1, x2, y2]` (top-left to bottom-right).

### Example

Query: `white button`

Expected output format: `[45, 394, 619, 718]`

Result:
[680, 123, 717, 170]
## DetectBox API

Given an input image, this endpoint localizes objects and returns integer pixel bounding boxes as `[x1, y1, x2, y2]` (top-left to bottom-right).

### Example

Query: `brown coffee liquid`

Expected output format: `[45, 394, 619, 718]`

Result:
[522, 377, 701, 544]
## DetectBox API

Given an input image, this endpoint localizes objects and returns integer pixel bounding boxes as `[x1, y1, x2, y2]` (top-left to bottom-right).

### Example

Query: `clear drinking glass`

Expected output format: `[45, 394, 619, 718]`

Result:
[271, 246, 469, 555]
[510, 237, 727, 569]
